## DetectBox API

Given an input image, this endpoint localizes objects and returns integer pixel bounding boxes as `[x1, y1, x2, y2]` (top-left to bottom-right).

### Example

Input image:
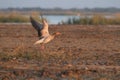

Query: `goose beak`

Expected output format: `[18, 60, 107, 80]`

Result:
[56, 32, 61, 35]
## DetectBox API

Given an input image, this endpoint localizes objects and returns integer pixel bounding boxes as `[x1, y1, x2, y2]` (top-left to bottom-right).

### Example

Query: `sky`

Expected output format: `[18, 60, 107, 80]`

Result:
[0, 0, 120, 9]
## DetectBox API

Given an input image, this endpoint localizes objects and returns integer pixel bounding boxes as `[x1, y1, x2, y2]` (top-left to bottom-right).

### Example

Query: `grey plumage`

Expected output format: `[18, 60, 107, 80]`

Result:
[30, 16, 43, 39]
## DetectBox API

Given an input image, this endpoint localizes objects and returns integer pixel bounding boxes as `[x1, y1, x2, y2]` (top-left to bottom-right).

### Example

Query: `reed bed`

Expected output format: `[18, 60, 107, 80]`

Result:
[0, 12, 43, 23]
[63, 14, 120, 25]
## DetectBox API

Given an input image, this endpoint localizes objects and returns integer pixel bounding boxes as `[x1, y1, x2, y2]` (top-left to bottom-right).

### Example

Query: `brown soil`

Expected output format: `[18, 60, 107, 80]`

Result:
[0, 24, 120, 80]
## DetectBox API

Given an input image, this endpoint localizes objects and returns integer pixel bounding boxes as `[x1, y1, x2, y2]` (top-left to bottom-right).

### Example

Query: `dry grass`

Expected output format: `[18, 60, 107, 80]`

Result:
[0, 12, 44, 23]
[0, 13, 30, 23]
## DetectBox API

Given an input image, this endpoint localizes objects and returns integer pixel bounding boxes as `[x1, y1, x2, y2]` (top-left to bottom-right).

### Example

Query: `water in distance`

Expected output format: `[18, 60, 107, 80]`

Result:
[42, 15, 80, 24]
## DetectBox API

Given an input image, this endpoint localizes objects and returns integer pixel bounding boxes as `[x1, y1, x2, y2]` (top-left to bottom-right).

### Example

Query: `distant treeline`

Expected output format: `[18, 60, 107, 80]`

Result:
[0, 7, 120, 15]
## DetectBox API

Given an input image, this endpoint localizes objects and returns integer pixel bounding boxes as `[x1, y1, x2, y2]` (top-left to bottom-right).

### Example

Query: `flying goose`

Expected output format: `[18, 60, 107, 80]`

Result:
[30, 16, 61, 49]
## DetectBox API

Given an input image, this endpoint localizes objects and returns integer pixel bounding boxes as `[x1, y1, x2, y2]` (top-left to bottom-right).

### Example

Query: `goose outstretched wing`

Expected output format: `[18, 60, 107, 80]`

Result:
[30, 16, 43, 39]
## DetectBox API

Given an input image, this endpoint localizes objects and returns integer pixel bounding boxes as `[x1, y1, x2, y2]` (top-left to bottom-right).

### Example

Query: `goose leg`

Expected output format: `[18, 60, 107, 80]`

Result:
[40, 44, 45, 50]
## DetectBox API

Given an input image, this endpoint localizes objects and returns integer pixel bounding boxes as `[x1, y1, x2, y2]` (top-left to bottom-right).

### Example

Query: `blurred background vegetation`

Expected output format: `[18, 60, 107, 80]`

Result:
[62, 14, 120, 25]
[0, 8, 120, 25]
[0, 11, 43, 23]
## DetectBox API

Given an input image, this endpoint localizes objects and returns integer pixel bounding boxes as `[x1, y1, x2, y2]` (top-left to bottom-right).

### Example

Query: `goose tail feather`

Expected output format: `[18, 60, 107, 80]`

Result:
[34, 38, 44, 45]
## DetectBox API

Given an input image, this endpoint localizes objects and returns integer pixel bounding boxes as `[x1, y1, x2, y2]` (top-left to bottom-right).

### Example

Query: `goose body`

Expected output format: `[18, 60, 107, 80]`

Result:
[30, 16, 60, 49]
[34, 34, 55, 44]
